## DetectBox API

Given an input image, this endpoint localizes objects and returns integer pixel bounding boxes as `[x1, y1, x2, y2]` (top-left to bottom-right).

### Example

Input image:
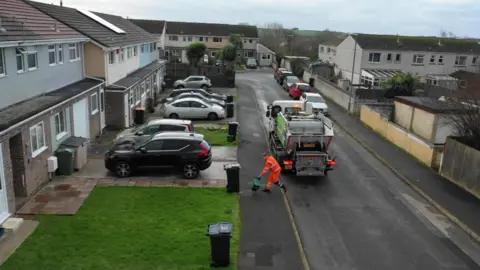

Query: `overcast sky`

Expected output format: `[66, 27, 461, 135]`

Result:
[38, 0, 479, 37]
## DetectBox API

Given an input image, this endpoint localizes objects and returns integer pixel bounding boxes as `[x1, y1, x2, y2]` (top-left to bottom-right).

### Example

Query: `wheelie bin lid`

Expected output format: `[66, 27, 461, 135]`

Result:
[206, 222, 233, 237]
[223, 163, 241, 170]
[61, 136, 88, 148]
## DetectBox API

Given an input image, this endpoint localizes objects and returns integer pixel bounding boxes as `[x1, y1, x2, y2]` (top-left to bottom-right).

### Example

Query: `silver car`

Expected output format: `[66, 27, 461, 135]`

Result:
[173, 76, 212, 90]
[283, 76, 301, 90]
[166, 92, 226, 108]
[163, 97, 226, 120]
[114, 119, 194, 144]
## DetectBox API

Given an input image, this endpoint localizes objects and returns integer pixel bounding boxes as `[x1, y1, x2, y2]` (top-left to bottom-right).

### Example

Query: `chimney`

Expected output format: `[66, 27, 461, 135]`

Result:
[438, 38, 442, 46]
[60, 0, 63, 6]
[396, 34, 400, 44]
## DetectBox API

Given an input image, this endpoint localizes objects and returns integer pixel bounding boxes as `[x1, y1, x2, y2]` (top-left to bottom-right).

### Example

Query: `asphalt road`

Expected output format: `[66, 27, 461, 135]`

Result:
[236, 70, 480, 270]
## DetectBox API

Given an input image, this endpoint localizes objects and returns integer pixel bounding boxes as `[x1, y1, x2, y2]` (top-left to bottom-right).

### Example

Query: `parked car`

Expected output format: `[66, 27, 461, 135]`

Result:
[173, 76, 212, 90]
[274, 68, 288, 80]
[299, 92, 329, 115]
[166, 92, 226, 108]
[167, 88, 227, 101]
[163, 97, 226, 120]
[114, 119, 194, 144]
[282, 76, 301, 91]
[215, 60, 226, 67]
[276, 70, 293, 84]
[246, 58, 257, 69]
[105, 132, 212, 179]
[289, 83, 313, 99]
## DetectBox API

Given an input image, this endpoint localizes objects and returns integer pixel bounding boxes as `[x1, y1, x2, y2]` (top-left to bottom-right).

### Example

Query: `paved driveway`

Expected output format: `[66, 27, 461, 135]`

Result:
[236, 70, 480, 270]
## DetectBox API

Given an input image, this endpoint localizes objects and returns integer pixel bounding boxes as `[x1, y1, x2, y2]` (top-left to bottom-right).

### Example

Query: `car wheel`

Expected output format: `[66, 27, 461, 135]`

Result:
[183, 163, 199, 179]
[201, 85, 208, 90]
[176, 85, 184, 89]
[115, 161, 132, 178]
[169, 113, 179, 119]
[207, 112, 218, 121]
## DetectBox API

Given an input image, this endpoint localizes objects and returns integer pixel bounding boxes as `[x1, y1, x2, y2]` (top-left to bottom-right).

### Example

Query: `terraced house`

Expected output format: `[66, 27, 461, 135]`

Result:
[0, 0, 105, 219]
[131, 20, 259, 63]
[29, 1, 167, 129]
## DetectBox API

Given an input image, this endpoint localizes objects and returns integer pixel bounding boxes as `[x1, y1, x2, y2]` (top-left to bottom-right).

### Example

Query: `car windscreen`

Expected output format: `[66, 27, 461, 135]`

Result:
[247, 59, 256, 64]
[288, 77, 300, 83]
[307, 95, 325, 103]
[298, 85, 311, 92]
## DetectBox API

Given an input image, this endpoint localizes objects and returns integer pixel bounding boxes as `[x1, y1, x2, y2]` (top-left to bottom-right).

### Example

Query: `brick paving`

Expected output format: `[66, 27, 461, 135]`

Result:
[16, 177, 226, 215]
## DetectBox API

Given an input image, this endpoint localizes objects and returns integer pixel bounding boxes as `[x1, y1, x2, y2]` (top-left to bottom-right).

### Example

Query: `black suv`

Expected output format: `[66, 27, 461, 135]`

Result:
[104, 132, 212, 179]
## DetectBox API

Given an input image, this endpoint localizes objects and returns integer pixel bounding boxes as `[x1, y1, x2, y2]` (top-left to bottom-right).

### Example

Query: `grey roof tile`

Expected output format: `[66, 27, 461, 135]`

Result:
[0, 78, 103, 132]
[26, 1, 158, 47]
[129, 19, 165, 34]
[0, 0, 85, 42]
[166, 21, 258, 38]
[109, 60, 166, 89]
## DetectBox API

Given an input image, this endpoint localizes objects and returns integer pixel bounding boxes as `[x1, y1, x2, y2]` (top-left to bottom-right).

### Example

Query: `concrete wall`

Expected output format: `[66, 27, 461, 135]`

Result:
[440, 137, 480, 199]
[361, 105, 441, 168]
[0, 44, 84, 110]
[303, 71, 352, 111]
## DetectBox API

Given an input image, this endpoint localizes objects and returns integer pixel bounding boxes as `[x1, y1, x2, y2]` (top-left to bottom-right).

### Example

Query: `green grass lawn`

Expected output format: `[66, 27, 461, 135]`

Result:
[1, 187, 240, 270]
[234, 65, 246, 71]
[196, 126, 238, 146]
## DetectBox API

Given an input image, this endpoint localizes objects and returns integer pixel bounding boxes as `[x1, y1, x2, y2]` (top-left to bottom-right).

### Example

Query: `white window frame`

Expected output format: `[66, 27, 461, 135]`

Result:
[127, 47, 132, 58]
[395, 53, 401, 63]
[187, 36, 192, 42]
[26, 47, 38, 71]
[16, 48, 25, 73]
[48, 45, 56, 66]
[69, 43, 78, 61]
[57, 44, 63, 64]
[455, 56, 467, 66]
[172, 49, 178, 56]
[135, 86, 141, 104]
[108, 51, 115, 65]
[76, 43, 80, 59]
[368, 52, 381, 63]
[54, 109, 68, 140]
[91, 93, 99, 115]
[129, 89, 134, 106]
[438, 55, 444, 64]
[213, 37, 222, 43]
[386, 53, 392, 62]
[244, 51, 248, 58]
[141, 45, 144, 54]
[134, 46, 138, 56]
[141, 82, 146, 94]
[429, 55, 435, 64]
[0, 48, 5, 77]
[413, 54, 424, 64]
[120, 48, 125, 62]
[30, 121, 47, 158]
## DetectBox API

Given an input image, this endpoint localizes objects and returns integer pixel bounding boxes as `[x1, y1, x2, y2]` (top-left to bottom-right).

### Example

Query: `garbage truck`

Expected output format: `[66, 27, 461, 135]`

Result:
[265, 103, 336, 176]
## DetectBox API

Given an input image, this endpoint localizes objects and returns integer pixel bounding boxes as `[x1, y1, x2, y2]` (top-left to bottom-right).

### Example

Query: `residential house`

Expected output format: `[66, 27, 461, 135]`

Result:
[161, 21, 258, 63]
[28, 1, 167, 129]
[331, 34, 480, 89]
[256, 43, 275, 67]
[450, 70, 480, 95]
[0, 0, 105, 219]
[129, 19, 166, 57]
[317, 38, 343, 63]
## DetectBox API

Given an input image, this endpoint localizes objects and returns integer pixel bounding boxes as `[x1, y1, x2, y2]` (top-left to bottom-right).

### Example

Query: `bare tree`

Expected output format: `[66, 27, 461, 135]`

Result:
[259, 22, 293, 58]
[446, 91, 480, 150]
[440, 29, 457, 38]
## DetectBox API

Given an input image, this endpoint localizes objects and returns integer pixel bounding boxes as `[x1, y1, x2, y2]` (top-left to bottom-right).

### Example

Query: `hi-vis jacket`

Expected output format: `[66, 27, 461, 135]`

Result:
[261, 156, 281, 175]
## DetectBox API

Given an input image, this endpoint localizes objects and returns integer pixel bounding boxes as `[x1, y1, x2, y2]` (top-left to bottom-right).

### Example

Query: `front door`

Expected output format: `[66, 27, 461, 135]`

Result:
[100, 87, 106, 130]
[73, 98, 90, 138]
[124, 93, 129, 128]
[0, 143, 10, 223]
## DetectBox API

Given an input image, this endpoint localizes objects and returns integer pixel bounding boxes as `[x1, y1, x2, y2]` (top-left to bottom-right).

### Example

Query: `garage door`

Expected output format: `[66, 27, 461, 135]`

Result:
[73, 98, 90, 138]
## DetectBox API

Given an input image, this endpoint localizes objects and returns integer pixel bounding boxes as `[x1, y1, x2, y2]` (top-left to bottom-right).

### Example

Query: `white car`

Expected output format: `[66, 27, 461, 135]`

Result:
[300, 92, 329, 116]
[166, 92, 226, 108]
[163, 97, 226, 120]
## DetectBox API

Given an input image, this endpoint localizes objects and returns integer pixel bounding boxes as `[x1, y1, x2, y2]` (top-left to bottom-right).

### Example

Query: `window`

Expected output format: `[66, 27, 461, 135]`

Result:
[48, 45, 56, 65]
[368, 52, 381, 63]
[54, 109, 67, 139]
[132, 46, 137, 56]
[188, 36, 192, 42]
[473, 57, 477, 65]
[191, 101, 205, 108]
[127, 47, 132, 58]
[173, 101, 190, 107]
[455, 56, 467, 66]
[244, 39, 247, 43]
[244, 51, 248, 58]
[150, 43, 154, 52]
[0, 48, 5, 76]
[211, 51, 216, 57]
[144, 140, 164, 151]
[169, 35, 178, 41]
[153, 43, 156, 51]
[459, 80, 467, 88]
[16, 48, 25, 73]
[120, 48, 125, 62]
[387, 53, 392, 62]
[76, 43, 80, 59]
[182, 36, 186, 42]
[267, 54, 271, 59]
[146, 80, 150, 92]
[438, 55, 444, 64]
[395, 53, 401, 62]
[320, 46, 324, 53]
[69, 43, 77, 61]
[430, 55, 436, 63]
[213, 37, 222, 43]
[327, 47, 331, 53]
[141, 45, 144, 54]
[135, 87, 140, 103]
[262, 54, 268, 59]
[199, 37, 204, 41]
[413, 54, 424, 64]
[161, 139, 188, 150]
[249, 39, 252, 43]
[30, 122, 46, 157]
[129, 90, 134, 105]
[205, 37, 209, 42]
[57, 44, 63, 64]
[172, 49, 178, 56]
[91, 93, 99, 114]
[108, 51, 115, 64]
[27, 47, 38, 70]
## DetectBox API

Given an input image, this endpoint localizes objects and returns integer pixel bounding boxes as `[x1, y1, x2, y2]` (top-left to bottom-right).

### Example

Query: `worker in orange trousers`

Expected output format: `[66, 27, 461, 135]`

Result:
[258, 152, 287, 193]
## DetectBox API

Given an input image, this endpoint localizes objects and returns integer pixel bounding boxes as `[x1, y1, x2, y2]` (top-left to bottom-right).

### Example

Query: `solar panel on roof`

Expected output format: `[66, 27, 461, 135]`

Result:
[77, 9, 126, 34]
